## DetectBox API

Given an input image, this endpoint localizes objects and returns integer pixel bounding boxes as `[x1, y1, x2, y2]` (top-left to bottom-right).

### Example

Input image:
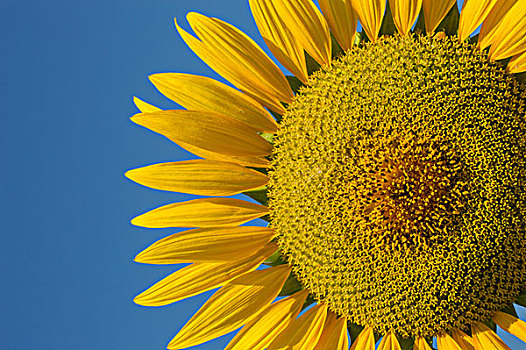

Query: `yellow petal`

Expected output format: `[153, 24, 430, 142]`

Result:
[132, 97, 269, 167]
[451, 329, 476, 350]
[225, 289, 309, 350]
[378, 331, 401, 350]
[350, 326, 375, 350]
[482, 0, 526, 60]
[314, 311, 349, 350]
[131, 198, 268, 228]
[319, 0, 358, 51]
[271, 0, 332, 66]
[249, 0, 308, 83]
[125, 160, 268, 196]
[149, 73, 277, 133]
[422, 0, 456, 33]
[508, 50, 526, 73]
[134, 242, 278, 306]
[268, 303, 328, 350]
[478, 0, 517, 50]
[493, 311, 526, 343]
[131, 110, 271, 157]
[458, 0, 499, 41]
[134, 226, 276, 264]
[352, 0, 387, 43]
[168, 265, 291, 349]
[390, 0, 423, 36]
[437, 333, 462, 350]
[414, 337, 432, 350]
[176, 15, 290, 114]
[471, 322, 512, 350]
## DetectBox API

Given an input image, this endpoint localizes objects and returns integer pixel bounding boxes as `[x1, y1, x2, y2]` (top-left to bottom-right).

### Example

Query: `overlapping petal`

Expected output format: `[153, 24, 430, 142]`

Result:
[168, 265, 291, 349]
[478, 0, 518, 50]
[422, 0, 456, 33]
[508, 51, 526, 73]
[134, 243, 277, 306]
[451, 329, 476, 350]
[458, 0, 499, 41]
[267, 303, 328, 349]
[350, 326, 375, 350]
[149, 73, 277, 133]
[314, 311, 349, 350]
[437, 333, 462, 350]
[225, 289, 309, 350]
[390, 0, 423, 36]
[493, 311, 526, 343]
[414, 337, 432, 350]
[378, 331, 401, 350]
[352, 0, 386, 43]
[125, 160, 268, 196]
[131, 198, 268, 228]
[319, 0, 358, 51]
[131, 110, 272, 157]
[471, 322, 512, 350]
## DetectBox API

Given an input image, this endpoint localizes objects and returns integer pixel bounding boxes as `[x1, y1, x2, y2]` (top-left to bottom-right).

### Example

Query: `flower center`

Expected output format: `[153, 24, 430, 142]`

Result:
[269, 35, 526, 338]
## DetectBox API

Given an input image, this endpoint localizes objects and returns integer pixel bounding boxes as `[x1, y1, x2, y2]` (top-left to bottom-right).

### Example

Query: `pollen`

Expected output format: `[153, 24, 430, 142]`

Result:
[269, 35, 526, 338]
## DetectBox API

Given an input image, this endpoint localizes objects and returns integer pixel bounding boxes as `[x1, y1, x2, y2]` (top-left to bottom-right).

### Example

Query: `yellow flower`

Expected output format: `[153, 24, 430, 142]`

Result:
[127, 0, 526, 349]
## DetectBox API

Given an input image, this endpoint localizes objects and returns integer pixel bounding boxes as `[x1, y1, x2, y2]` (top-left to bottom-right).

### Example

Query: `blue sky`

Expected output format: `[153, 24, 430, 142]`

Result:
[1, 0, 525, 349]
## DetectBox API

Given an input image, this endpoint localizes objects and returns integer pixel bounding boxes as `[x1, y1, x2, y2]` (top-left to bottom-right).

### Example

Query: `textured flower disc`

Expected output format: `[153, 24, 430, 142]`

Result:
[269, 34, 526, 338]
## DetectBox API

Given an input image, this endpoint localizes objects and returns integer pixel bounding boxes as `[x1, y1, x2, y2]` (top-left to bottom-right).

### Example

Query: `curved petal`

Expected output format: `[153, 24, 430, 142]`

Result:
[319, 0, 358, 51]
[132, 97, 269, 168]
[225, 289, 309, 350]
[422, 0, 456, 33]
[486, 0, 526, 60]
[149, 73, 277, 133]
[414, 337, 432, 350]
[471, 322, 512, 350]
[378, 331, 401, 350]
[125, 160, 268, 196]
[352, 0, 387, 43]
[131, 110, 272, 157]
[168, 265, 291, 349]
[478, 0, 517, 49]
[350, 326, 375, 350]
[268, 303, 328, 349]
[508, 50, 526, 73]
[131, 198, 268, 228]
[437, 333, 462, 350]
[175, 17, 289, 114]
[271, 0, 332, 66]
[390, 0, 423, 36]
[458, 0, 499, 41]
[134, 242, 277, 306]
[314, 311, 349, 350]
[451, 329, 476, 350]
[249, 0, 308, 83]
[493, 311, 526, 343]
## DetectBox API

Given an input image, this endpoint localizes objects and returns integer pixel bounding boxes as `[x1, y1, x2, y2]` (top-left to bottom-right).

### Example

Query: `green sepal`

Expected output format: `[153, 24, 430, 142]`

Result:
[269, 109, 283, 124]
[354, 32, 363, 47]
[347, 321, 364, 343]
[482, 319, 497, 332]
[516, 72, 526, 85]
[302, 294, 316, 310]
[264, 249, 287, 266]
[436, 4, 459, 36]
[331, 32, 344, 59]
[278, 273, 303, 296]
[515, 290, 526, 307]
[244, 186, 268, 206]
[502, 303, 518, 317]
[259, 133, 274, 144]
[398, 336, 415, 350]
[306, 52, 321, 75]
[413, 9, 426, 34]
[286, 75, 305, 95]
[380, 0, 397, 37]
[469, 33, 479, 44]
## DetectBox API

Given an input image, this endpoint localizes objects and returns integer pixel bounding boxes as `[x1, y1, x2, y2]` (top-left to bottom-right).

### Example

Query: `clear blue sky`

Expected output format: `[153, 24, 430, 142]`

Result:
[1, 0, 524, 349]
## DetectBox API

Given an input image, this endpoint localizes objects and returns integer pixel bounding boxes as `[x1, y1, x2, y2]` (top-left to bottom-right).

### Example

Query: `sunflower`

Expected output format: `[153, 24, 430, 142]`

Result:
[127, 0, 526, 349]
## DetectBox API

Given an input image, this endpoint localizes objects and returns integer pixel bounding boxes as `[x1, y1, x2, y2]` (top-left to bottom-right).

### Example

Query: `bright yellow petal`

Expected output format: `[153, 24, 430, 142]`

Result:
[478, 0, 517, 50]
[493, 311, 526, 343]
[352, 0, 387, 43]
[319, 0, 358, 51]
[314, 311, 349, 350]
[482, 0, 526, 60]
[249, 0, 308, 83]
[134, 242, 277, 306]
[508, 50, 526, 73]
[471, 322, 512, 350]
[268, 303, 328, 350]
[422, 0, 456, 33]
[225, 289, 309, 350]
[131, 198, 268, 228]
[168, 265, 291, 349]
[458, 0, 499, 41]
[131, 110, 272, 157]
[175, 15, 290, 115]
[132, 98, 269, 168]
[148, 73, 277, 133]
[378, 331, 401, 350]
[350, 326, 375, 350]
[135, 226, 276, 264]
[269, 0, 331, 66]
[390, 0, 423, 36]
[414, 337, 432, 350]
[451, 329, 476, 350]
[125, 160, 268, 196]
[437, 333, 462, 350]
